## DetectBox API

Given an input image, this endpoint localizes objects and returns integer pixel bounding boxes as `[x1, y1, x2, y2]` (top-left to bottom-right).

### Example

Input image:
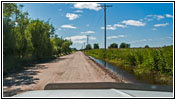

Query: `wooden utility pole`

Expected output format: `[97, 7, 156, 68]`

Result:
[98, 4, 112, 51]
[86, 35, 90, 45]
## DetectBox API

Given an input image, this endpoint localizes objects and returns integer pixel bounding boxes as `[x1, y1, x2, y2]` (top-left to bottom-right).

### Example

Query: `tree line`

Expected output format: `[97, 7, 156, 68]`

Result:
[84, 42, 151, 50]
[84, 42, 131, 50]
[3, 3, 72, 74]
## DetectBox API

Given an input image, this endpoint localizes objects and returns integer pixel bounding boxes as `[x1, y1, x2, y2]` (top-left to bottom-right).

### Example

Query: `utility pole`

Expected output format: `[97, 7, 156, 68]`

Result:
[86, 35, 90, 45]
[98, 4, 112, 51]
[83, 42, 86, 49]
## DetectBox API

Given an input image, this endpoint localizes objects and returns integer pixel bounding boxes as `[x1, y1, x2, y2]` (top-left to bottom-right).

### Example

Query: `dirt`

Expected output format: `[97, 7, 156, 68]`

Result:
[3, 51, 123, 97]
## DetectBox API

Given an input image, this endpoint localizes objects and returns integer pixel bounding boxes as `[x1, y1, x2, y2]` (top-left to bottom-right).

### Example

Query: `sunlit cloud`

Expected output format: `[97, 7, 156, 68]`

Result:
[65, 35, 96, 44]
[107, 35, 125, 39]
[165, 14, 173, 18]
[80, 31, 95, 34]
[74, 3, 101, 11]
[74, 10, 83, 13]
[65, 13, 79, 20]
[60, 24, 77, 29]
[122, 20, 146, 26]
[154, 23, 169, 27]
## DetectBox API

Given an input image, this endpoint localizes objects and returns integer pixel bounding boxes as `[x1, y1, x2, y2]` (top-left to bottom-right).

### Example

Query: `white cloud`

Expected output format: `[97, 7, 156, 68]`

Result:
[74, 10, 83, 13]
[90, 36, 96, 40]
[154, 23, 169, 27]
[80, 31, 95, 34]
[122, 20, 146, 26]
[166, 14, 173, 18]
[65, 35, 86, 43]
[157, 15, 164, 20]
[114, 24, 127, 28]
[131, 39, 152, 43]
[74, 40, 86, 43]
[152, 28, 157, 30]
[101, 25, 116, 30]
[146, 15, 164, 20]
[60, 25, 77, 29]
[107, 35, 125, 39]
[143, 17, 153, 21]
[74, 3, 101, 11]
[101, 24, 126, 30]
[65, 35, 96, 43]
[66, 13, 79, 20]
[145, 18, 153, 21]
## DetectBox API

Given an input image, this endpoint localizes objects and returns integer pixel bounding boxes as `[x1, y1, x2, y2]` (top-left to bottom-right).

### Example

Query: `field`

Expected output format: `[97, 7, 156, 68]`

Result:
[84, 46, 173, 85]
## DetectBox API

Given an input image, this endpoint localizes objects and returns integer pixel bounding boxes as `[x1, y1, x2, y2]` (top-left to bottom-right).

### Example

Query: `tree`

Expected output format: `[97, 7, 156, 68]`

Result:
[3, 3, 74, 73]
[25, 20, 54, 59]
[93, 43, 99, 49]
[3, 3, 18, 56]
[62, 40, 72, 54]
[145, 45, 149, 48]
[108, 43, 118, 49]
[14, 5, 29, 59]
[71, 48, 77, 51]
[120, 42, 130, 48]
[85, 44, 92, 50]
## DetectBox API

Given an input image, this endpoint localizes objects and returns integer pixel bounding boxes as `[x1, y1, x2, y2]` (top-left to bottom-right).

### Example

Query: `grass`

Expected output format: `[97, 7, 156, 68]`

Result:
[84, 46, 173, 86]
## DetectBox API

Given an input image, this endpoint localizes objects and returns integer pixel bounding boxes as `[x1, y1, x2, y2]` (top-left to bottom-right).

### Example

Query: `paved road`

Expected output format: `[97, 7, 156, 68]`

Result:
[3, 51, 118, 96]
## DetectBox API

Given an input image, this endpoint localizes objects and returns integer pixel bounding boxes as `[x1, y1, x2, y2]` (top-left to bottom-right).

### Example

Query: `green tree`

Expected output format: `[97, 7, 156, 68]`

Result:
[3, 3, 18, 56]
[14, 5, 29, 59]
[120, 42, 130, 48]
[25, 20, 53, 59]
[62, 40, 72, 54]
[86, 44, 92, 50]
[3, 3, 74, 74]
[108, 43, 118, 49]
[93, 43, 99, 49]
[145, 45, 149, 48]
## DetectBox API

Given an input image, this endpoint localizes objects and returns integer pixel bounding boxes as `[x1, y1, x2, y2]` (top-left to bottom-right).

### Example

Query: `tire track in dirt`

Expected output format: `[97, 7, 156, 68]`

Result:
[3, 51, 118, 97]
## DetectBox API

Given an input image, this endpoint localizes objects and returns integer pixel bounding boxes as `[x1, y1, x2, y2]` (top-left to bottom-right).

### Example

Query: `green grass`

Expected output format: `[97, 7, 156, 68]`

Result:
[84, 46, 173, 86]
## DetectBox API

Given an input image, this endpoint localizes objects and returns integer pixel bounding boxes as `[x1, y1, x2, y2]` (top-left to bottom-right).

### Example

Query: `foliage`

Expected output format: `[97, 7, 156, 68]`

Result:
[93, 43, 99, 49]
[85, 44, 92, 50]
[145, 45, 149, 48]
[119, 42, 130, 48]
[3, 3, 73, 74]
[108, 43, 118, 48]
[85, 46, 173, 85]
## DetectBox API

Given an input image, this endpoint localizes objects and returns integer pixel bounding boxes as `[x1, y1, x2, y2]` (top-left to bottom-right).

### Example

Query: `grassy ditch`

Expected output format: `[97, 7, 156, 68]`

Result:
[84, 46, 173, 86]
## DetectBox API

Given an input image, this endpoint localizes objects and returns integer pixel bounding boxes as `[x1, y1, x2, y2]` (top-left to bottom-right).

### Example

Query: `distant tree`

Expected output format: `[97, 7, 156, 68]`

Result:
[93, 43, 99, 49]
[120, 42, 130, 48]
[85, 44, 92, 50]
[145, 45, 149, 48]
[126, 44, 130, 48]
[62, 40, 72, 54]
[71, 48, 77, 51]
[108, 43, 118, 49]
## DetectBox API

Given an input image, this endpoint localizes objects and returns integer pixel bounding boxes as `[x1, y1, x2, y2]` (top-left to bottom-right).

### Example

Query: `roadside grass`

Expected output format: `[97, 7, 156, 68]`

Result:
[84, 46, 173, 86]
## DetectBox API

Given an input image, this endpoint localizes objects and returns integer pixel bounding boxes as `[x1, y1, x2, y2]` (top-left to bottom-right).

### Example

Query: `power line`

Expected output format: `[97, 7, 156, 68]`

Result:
[98, 4, 112, 51]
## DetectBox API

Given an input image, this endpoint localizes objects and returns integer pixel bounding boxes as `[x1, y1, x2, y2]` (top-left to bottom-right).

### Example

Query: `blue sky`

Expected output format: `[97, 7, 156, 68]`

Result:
[20, 3, 173, 49]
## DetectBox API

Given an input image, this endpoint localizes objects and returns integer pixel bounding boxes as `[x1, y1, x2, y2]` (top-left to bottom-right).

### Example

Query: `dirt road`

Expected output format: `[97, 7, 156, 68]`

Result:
[3, 51, 119, 97]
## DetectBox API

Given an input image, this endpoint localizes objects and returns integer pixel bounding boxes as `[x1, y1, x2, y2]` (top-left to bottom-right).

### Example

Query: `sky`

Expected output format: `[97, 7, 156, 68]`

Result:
[20, 2, 173, 49]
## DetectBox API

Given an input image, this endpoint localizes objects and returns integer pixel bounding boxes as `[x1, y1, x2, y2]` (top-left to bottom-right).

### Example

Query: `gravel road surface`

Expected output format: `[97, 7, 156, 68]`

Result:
[3, 51, 119, 97]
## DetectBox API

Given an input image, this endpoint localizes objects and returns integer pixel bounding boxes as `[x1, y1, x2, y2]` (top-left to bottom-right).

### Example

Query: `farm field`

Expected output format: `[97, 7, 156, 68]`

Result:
[84, 46, 173, 86]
